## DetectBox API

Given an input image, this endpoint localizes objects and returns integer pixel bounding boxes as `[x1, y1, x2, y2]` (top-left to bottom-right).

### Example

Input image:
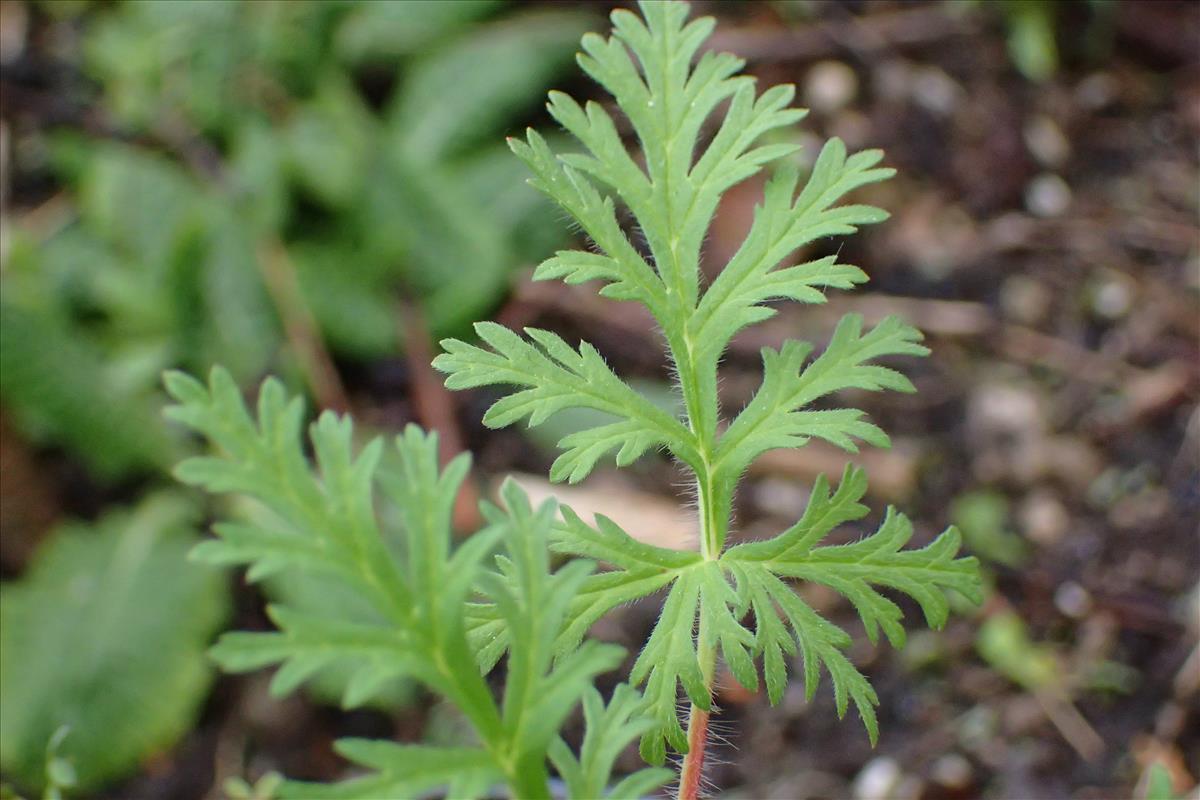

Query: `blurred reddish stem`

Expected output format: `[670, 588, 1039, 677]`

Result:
[400, 300, 482, 533]
[255, 239, 349, 414]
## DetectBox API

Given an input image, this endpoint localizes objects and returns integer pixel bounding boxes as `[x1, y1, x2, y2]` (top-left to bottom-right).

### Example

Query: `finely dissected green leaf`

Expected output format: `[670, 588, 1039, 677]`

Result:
[724, 464, 871, 564]
[721, 466, 981, 742]
[630, 566, 705, 763]
[554, 508, 700, 664]
[166, 369, 653, 798]
[167, 369, 411, 626]
[281, 742, 500, 800]
[725, 561, 880, 742]
[435, 0, 981, 762]
[548, 685, 673, 800]
[167, 370, 500, 792]
[0, 495, 227, 792]
[689, 144, 892, 362]
[434, 322, 701, 481]
[479, 482, 628, 789]
[714, 314, 926, 483]
[726, 466, 981, 646]
[554, 507, 701, 573]
[769, 513, 980, 643]
[261, 569, 415, 709]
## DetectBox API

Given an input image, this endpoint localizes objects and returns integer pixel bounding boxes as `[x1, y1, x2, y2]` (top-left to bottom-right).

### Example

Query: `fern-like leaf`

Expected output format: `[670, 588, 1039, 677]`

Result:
[165, 368, 659, 799]
[715, 314, 927, 483]
[428, 0, 982, 762]
[280, 743, 500, 800]
[434, 322, 700, 481]
[724, 466, 981, 741]
[548, 685, 673, 800]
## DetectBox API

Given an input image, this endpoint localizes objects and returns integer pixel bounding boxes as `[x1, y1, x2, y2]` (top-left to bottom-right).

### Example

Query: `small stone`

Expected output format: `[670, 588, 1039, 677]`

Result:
[958, 705, 999, 753]
[1091, 276, 1134, 319]
[1075, 72, 1118, 111]
[805, 60, 859, 113]
[999, 274, 1053, 325]
[985, 212, 1038, 250]
[969, 384, 1044, 438]
[1044, 436, 1102, 490]
[854, 757, 901, 800]
[1023, 115, 1071, 168]
[1025, 173, 1072, 217]
[912, 66, 963, 117]
[874, 59, 914, 103]
[1019, 490, 1069, 547]
[1054, 581, 1093, 619]
[931, 753, 974, 790]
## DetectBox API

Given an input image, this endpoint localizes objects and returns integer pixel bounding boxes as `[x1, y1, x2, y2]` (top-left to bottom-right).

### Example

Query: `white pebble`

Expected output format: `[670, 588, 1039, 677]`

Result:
[1054, 581, 1093, 619]
[854, 757, 901, 800]
[1092, 278, 1133, 319]
[912, 66, 963, 117]
[1023, 115, 1071, 168]
[805, 60, 859, 113]
[1025, 173, 1072, 217]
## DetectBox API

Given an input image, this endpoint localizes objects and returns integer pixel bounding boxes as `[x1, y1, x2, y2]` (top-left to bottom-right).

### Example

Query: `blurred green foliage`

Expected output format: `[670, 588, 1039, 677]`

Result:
[950, 489, 1028, 568]
[1, 0, 596, 792]
[952, 0, 1115, 82]
[975, 609, 1060, 691]
[0, 495, 228, 792]
[2, 0, 591, 477]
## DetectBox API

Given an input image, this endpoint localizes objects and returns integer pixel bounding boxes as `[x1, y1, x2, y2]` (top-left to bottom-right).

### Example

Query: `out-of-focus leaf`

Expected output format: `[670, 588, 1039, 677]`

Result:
[200, 209, 280, 380]
[282, 77, 375, 209]
[77, 145, 205, 271]
[391, 10, 593, 160]
[0, 302, 175, 478]
[1, 226, 128, 321]
[976, 609, 1059, 690]
[83, 1, 243, 132]
[240, 1, 341, 98]
[263, 570, 415, 710]
[0, 495, 228, 791]
[1004, 0, 1058, 82]
[290, 241, 398, 360]
[84, 1, 337, 134]
[334, 0, 501, 63]
[228, 121, 290, 235]
[451, 142, 568, 264]
[361, 153, 511, 335]
[951, 490, 1029, 567]
[1142, 763, 1183, 800]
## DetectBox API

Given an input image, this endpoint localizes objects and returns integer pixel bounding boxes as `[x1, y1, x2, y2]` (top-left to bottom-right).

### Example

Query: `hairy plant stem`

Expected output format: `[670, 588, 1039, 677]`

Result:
[679, 612, 716, 800]
[680, 473, 722, 800]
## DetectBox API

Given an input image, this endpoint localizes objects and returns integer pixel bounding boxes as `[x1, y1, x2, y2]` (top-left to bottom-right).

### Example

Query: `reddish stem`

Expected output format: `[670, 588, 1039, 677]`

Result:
[677, 704, 711, 800]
